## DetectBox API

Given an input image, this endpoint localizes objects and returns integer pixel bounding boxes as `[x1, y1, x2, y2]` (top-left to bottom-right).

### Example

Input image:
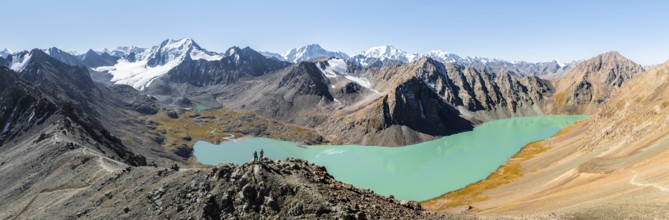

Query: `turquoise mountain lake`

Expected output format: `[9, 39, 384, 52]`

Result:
[194, 115, 586, 201]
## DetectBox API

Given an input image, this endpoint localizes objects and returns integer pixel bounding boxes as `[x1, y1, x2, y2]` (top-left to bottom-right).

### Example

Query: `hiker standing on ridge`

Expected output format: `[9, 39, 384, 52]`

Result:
[253, 151, 258, 161]
[260, 149, 264, 160]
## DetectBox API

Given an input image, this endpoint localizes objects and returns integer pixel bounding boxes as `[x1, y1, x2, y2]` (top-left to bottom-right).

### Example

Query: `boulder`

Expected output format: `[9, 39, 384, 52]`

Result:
[166, 110, 179, 119]
[172, 144, 192, 158]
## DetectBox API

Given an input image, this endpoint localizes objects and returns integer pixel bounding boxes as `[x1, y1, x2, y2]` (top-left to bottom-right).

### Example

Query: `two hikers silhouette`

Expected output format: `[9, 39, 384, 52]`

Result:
[253, 149, 265, 161]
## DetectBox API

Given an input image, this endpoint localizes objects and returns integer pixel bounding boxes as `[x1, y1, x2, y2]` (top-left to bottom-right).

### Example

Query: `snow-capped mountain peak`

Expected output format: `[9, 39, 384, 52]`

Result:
[225, 46, 241, 56]
[360, 45, 419, 63]
[554, 59, 564, 67]
[1, 48, 13, 58]
[425, 50, 464, 63]
[283, 44, 349, 63]
[145, 37, 222, 67]
[94, 37, 224, 90]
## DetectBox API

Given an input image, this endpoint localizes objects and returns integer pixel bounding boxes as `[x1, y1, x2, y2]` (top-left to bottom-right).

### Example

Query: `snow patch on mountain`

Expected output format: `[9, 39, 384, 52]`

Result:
[9, 52, 31, 72]
[315, 58, 376, 92]
[344, 75, 374, 90]
[189, 49, 223, 61]
[316, 58, 348, 78]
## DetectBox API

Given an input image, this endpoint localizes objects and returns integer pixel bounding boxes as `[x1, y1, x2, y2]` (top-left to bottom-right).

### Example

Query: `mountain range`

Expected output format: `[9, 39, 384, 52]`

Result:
[3, 38, 577, 89]
[2, 37, 665, 218]
[0, 38, 640, 146]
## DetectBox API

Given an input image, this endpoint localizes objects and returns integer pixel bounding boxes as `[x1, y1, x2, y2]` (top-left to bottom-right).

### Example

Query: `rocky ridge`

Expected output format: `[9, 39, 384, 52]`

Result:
[24, 158, 462, 219]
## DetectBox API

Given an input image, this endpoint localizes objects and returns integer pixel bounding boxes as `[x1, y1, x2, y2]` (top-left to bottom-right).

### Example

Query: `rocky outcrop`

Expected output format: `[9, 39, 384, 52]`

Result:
[385, 78, 474, 135]
[408, 58, 551, 119]
[371, 58, 552, 123]
[108, 84, 159, 115]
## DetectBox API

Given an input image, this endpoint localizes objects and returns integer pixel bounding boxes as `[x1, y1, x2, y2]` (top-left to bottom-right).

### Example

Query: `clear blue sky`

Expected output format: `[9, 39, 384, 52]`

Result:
[2, 0, 668, 65]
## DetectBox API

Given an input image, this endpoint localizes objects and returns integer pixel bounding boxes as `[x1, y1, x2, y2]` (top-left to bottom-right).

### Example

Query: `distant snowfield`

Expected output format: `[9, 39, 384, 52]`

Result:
[95, 58, 182, 90]
[94, 38, 223, 90]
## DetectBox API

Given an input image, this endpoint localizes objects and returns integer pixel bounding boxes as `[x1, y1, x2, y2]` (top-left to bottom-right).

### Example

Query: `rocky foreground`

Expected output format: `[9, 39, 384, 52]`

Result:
[28, 158, 468, 219]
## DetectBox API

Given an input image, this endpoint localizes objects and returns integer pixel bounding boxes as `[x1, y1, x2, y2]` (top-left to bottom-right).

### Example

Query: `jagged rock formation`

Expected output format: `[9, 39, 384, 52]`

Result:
[385, 58, 552, 121]
[550, 51, 644, 114]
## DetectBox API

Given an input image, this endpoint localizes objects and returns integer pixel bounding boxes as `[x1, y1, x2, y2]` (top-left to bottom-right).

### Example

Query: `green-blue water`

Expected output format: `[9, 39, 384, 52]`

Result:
[194, 115, 586, 201]
[194, 105, 208, 111]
